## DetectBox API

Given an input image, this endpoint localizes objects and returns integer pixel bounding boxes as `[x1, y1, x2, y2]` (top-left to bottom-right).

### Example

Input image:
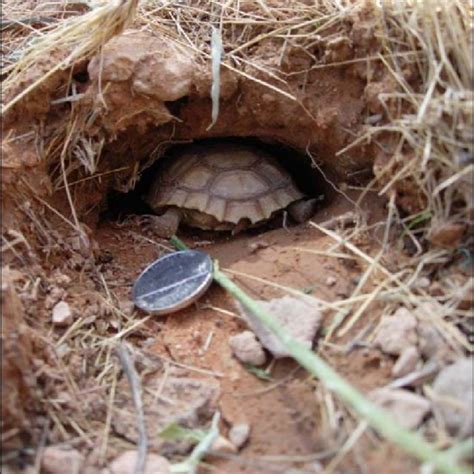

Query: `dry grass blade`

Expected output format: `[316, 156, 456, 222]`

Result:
[224, 267, 336, 310]
[3, 0, 139, 114]
[99, 366, 118, 465]
[324, 421, 368, 474]
[359, 0, 472, 243]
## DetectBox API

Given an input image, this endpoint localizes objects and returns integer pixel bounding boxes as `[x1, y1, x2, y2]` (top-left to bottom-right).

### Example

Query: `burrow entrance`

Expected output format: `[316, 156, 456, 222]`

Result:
[101, 137, 341, 237]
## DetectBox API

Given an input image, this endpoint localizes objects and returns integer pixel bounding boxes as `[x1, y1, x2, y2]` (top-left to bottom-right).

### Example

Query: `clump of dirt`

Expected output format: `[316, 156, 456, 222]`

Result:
[1, 268, 38, 443]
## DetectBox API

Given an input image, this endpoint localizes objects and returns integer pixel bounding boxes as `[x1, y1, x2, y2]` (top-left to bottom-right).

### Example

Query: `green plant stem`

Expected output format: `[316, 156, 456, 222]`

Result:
[170, 412, 220, 474]
[169, 235, 467, 474]
[170, 236, 188, 251]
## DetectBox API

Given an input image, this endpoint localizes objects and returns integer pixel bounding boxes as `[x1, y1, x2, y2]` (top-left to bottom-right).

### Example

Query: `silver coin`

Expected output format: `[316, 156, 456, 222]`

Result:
[132, 250, 213, 315]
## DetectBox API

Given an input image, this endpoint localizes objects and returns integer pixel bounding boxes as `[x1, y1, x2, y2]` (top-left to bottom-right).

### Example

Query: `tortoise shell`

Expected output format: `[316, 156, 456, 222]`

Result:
[146, 143, 304, 230]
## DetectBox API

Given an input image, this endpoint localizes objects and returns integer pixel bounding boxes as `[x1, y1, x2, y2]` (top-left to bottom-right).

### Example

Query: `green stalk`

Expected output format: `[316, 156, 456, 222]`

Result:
[169, 236, 468, 474]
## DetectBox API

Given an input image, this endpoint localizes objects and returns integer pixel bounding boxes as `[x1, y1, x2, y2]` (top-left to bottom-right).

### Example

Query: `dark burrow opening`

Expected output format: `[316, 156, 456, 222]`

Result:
[101, 137, 337, 236]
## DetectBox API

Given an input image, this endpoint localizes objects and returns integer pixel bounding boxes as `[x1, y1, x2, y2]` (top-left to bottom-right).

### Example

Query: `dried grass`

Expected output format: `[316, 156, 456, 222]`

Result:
[2, 0, 139, 114]
[1, 0, 472, 472]
[367, 1, 473, 240]
[6, 0, 470, 243]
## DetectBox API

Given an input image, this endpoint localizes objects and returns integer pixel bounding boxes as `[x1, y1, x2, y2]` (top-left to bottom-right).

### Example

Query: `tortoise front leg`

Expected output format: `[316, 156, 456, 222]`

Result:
[287, 198, 319, 223]
[149, 208, 182, 238]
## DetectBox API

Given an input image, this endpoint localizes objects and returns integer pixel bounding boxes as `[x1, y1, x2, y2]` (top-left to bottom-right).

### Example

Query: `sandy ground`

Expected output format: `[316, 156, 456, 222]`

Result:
[81, 189, 417, 473]
[1, 2, 471, 473]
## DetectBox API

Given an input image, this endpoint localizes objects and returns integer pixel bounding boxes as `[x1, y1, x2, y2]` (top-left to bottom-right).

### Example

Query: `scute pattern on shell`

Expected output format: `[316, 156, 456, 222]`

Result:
[147, 143, 304, 227]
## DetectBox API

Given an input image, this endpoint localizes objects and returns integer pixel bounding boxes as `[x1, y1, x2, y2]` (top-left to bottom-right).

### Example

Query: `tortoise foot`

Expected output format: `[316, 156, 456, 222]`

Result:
[287, 198, 319, 224]
[147, 209, 181, 239]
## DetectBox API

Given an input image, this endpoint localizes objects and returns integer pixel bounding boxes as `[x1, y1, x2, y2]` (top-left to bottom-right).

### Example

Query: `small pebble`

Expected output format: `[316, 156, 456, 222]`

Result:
[52, 301, 73, 327]
[416, 319, 452, 362]
[392, 346, 420, 378]
[239, 295, 322, 359]
[373, 307, 418, 356]
[229, 331, 266, 366]
[365, 113, 383, 124]
[248, 240, 269, 253]
[432, 358, 473, 438]
[212, 435, 238, 454]
[41, 446, 84, 474]
[55, 391, 72, 405]
[325, 276, 337, 287]
[369, 388, 431, 430]
[56, 343, 71, 359]
[45, 286, 67, 309]
[108, 451, 171, 474]
[229, 423, 250, 449]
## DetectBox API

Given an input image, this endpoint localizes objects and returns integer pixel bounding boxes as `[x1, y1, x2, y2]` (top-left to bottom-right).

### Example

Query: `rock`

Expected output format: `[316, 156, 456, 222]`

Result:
[42, 446, 84, 474]
[112, 376, 220, 455]
[211, 435, 238, 454]
[229, 331, 266, 366]
[133, 48, 194, 101]
[239, 295, 322, 358]
[229, 423, 250, 449]
[416, 320, 452, 361]
[325, 276, 337, 287]
[369, 388, 431, 430]
[45, 286, 67, 309]
[108, 451, 171, 474]
[51, 301, 73, 326]
[392, 346, 420, 378]
[428, 221, 466, 248]
[248, 240, 269, 253]
[432, 358, 474, 437]
[373, 308, 418, 356]
[87, 31, 195, 102]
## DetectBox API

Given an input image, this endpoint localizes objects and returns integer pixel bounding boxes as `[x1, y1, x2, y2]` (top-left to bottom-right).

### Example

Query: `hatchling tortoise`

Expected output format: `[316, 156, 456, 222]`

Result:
[145, 143, 317, 237]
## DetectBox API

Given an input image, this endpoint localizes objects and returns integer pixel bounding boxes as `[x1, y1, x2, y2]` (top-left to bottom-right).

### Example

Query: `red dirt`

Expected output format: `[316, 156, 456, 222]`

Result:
[2, 3, 469, 472]
[80, 189, 417, 473]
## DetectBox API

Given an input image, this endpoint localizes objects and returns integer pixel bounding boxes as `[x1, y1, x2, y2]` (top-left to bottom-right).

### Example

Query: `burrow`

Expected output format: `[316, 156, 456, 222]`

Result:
[2, 22, 394, 252]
